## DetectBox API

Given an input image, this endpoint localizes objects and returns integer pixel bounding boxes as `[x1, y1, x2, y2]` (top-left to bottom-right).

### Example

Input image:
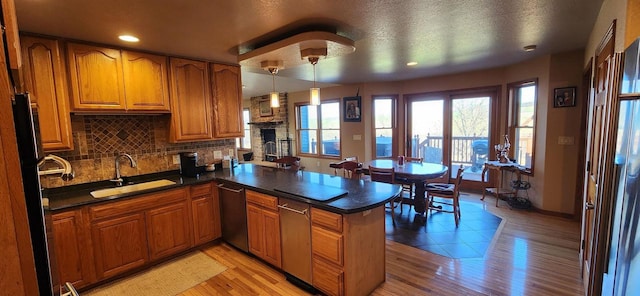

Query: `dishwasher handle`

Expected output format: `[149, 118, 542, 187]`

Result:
[277, 203, 308, 215]
[217, 183, 244, 193]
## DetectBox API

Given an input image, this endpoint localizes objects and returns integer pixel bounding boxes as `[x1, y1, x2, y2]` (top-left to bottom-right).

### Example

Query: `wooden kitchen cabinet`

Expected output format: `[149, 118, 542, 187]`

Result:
[191, 182, 221, 245]
[91, 212, 149, 280]
[210, 63, 243, 138]
[146, 201, 192, 261]
[311, 207, 386, 296]
[122, 50, 170, 112]
[169, 57, 213, 142]
[67, 43, 126, 111]
[51, 208, 95, 289]
[20, 36, 73, 151]
[246, 190, 281, 268]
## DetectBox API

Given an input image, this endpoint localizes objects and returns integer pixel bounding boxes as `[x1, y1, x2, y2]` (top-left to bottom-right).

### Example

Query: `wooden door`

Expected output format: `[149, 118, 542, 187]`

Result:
[192, 196, 217, 245]
[52, 209, 95, 289]
[146, 202, 192, 261]
[262, 209, 282, 268]
[122, 50, 170, 112]
[91, 213, 148, 279]
[20, 36, 73, 151]
[67, 43, 126, 110]
[246, 203, 264, 258]
[168, 57, 212, 142]
[581, 21, 617, 295]
[211, 64, 243, 138]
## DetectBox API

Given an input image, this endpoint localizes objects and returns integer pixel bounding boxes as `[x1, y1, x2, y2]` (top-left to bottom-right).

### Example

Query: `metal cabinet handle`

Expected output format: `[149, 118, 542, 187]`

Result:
[277, 203, 308, 215]
[585, 202, 595, 210]
[217, 183, 244, 193]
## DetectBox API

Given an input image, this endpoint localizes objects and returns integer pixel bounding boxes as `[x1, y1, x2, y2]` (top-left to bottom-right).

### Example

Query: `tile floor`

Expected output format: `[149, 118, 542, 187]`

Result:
[385, 193, 503, 259]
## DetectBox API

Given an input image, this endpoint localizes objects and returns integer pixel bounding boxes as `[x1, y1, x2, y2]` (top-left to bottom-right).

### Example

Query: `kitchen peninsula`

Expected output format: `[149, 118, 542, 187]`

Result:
[45, 164, 401, 296]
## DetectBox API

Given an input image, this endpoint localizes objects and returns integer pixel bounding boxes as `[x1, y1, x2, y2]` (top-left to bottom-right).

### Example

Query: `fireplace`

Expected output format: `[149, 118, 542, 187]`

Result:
[261, 129, 277, 161]
[248, 93, 290, 162]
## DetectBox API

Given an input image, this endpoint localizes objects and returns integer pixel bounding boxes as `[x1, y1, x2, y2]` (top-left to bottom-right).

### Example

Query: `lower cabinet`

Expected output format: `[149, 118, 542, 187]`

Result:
[146, 202, 192, 261]
[246, 190, 281, 268]
[92, 212, 149, 279]
[191, 182, 221, 245]
[311, 206, 386, 296]
[51, 208, 95, 290]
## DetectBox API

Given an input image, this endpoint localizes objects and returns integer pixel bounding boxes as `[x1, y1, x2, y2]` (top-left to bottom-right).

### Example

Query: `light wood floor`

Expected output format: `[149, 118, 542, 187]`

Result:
[180, 193, 584, 295]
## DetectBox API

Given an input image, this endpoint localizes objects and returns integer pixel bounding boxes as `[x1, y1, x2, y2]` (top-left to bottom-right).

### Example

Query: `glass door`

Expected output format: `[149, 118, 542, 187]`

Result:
[451, 96, 491, 181]
[408, 99, 445, 164]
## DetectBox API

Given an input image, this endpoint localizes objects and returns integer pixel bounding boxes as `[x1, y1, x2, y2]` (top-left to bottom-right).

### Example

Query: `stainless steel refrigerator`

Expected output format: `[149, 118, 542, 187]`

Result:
[601, 37, 640, 296]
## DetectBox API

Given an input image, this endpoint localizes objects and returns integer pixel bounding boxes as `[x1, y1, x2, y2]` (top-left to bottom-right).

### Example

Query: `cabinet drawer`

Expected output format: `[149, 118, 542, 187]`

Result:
[312, 258, 344, 296]
[312, 226, 343, 266]
[89, 187, 187, 220]
[246, 190, 277, 210]
[311, 208, 343, 233]
[190, 183, 212, 198]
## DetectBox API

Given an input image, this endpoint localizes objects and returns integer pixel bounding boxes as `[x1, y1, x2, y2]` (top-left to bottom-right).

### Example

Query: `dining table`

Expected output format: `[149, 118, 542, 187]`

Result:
[365, 159, 448, 223]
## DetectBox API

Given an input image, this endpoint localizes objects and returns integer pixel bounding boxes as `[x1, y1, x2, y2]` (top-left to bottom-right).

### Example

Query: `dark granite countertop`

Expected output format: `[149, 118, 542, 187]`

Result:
[44, 164, 402, 214]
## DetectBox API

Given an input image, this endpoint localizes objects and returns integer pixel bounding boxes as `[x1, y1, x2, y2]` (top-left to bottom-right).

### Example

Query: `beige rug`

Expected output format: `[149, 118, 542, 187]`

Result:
[84, 251, 227, 296]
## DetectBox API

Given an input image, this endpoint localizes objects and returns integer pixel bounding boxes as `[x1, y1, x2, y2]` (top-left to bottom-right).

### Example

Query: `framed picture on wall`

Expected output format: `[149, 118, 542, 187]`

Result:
[343, 96, 361, 122]
[553, 87, 577, 108]
[259, 100, 272, 116]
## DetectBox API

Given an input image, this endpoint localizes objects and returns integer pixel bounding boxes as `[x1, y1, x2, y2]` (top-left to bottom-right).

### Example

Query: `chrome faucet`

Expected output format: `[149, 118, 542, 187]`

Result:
[111, 153, 137, 186]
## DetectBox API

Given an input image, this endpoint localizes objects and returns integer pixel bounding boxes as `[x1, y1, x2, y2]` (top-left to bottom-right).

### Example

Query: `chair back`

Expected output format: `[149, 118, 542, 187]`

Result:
[344, 156, 358, 162]
[274, 156, 301, 170]
[342, 161, 361, 179]
[405, 157, 423, 163]
[369, 166, 395, 184]
[452, 166, 465, 196]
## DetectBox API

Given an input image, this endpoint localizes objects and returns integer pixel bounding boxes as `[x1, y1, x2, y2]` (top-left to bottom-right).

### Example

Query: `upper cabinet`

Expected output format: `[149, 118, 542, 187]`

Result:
[168, 58, 213, 142]
[67, 43, 126, 111]
[122, 51, 170, 111]
[211, 64, 244, 138]
[66, 43, 170, 113]
[21, 36, 73, 151]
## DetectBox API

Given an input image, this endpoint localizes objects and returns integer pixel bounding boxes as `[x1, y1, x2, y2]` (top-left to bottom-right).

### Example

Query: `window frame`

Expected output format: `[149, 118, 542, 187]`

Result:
[236, 108, 251, 149]
[295, 99, 341, 159]
[507, 79, 538, 175]
[372, 95, 398, 158]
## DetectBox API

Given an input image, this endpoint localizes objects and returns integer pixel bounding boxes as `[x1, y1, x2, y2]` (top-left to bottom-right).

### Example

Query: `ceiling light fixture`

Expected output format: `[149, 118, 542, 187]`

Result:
[523, 45, 537, 52]
[261, 60, 283, 108]
[301, 48, 327, 106]
[407, 61, 418, 66]
[118, 35, 140, 42]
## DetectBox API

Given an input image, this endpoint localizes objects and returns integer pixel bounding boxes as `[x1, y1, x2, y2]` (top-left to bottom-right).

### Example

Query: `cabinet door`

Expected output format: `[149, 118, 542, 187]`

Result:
[122, 51, 170, 112]
[20, 36, 73, 151]
[262, 209, 282, 268]
[169, 57, 212, 142]
[192, 196, 218, 245]
[91, 213, 148, 279]
[146, 201, 192, 261]
[246, 203, 264, 258]
[52, 209, 95, 289]
[67, 43, 126, 110]
[210, 64, 243, 138]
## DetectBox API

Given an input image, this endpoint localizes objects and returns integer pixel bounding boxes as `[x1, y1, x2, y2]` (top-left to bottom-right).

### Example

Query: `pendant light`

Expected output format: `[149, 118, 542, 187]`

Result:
[261, 60, 283, 108]
[309, 57, 320, 106]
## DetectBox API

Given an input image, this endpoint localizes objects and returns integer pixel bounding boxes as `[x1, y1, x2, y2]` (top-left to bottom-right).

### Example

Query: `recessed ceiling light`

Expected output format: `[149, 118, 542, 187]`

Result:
[523, 45, 537, 52]
[406, 62, 418, 66]
[118, 35, 140, 42]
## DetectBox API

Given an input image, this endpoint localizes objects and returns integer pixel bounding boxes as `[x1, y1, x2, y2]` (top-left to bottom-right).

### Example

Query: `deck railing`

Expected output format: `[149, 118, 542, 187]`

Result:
[411, 134, 489, 171]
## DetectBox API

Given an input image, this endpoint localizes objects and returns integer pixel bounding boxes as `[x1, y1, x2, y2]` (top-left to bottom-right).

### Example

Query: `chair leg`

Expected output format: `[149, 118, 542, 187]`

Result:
[454, 198, 460, 227]
[390, 201, 396, 226]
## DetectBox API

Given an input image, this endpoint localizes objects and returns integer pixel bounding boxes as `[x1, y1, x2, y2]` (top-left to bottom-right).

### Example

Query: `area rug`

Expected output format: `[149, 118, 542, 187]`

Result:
[386, 196, 503, 259]
[83, 251, 227, 296]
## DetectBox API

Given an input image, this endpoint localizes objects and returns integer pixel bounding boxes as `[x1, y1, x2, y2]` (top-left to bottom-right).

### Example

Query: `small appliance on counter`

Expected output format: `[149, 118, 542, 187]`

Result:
[179, 152, 198, 177]
[222, 157, 238, 169]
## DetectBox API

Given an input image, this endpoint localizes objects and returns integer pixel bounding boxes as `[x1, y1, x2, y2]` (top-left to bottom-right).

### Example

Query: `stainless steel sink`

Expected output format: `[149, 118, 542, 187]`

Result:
[90, 179, 176, 198]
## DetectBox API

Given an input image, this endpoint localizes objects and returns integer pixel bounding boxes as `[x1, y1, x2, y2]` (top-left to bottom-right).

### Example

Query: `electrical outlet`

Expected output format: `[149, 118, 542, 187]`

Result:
[229, 149, 235, 157]
[172, 155, 180, 164]
[317, 161, 320, 167]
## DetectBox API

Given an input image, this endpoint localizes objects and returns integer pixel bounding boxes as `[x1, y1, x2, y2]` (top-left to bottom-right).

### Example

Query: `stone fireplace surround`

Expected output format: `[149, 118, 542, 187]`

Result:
[247, 93, 289, 161]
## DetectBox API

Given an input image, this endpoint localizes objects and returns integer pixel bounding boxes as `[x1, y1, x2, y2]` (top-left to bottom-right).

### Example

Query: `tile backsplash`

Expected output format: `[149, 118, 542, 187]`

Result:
[40, 114, 235, 188]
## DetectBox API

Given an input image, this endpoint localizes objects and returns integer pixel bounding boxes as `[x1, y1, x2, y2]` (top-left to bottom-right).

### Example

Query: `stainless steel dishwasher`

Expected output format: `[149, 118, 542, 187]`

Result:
[218, 183, 248, 252]
[278, 198, 312, 285]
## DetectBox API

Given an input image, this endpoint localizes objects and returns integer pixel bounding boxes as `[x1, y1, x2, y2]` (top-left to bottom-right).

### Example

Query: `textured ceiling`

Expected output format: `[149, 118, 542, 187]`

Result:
[15, 0, 603, 98]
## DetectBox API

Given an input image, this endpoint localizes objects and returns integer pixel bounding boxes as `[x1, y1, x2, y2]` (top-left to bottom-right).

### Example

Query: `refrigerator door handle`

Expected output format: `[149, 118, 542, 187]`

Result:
[585, 202, 595, 210]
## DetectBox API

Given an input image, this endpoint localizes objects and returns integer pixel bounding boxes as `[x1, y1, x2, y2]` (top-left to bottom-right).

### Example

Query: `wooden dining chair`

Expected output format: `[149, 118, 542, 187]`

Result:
[341, 161, 362, 179]
[369, 165, 401, 226]
[425, 166, 464, 227]
[274, 156, 302, 171]
[395, 157, 423, 212]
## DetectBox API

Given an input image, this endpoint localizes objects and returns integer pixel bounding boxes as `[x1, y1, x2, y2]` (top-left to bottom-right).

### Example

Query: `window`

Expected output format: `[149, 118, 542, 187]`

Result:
[373, 96, 396, 158]
[296, 100, 340, 157]
[508, 80, 537, 172]
[236, 109, 251, 149]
